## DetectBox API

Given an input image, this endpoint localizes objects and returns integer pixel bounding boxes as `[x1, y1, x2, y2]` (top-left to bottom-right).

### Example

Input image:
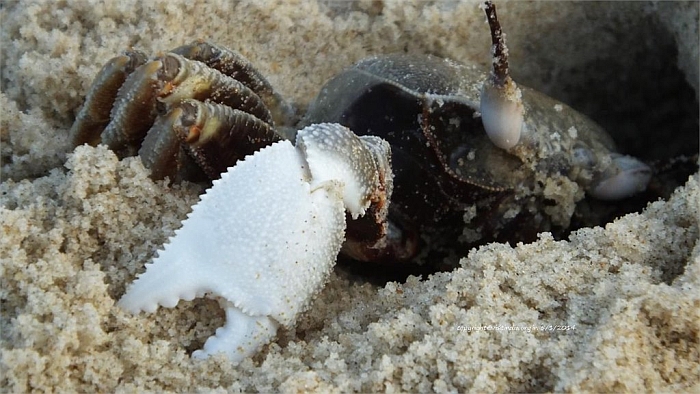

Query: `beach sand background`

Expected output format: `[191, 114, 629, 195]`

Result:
[1, 1, 699, 392]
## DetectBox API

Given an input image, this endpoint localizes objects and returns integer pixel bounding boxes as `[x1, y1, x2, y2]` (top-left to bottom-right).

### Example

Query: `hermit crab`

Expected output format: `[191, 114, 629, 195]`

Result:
[71, 2, 651, 362]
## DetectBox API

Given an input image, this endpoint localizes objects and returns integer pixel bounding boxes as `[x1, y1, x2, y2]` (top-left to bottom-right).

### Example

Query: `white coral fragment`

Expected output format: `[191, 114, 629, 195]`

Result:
[118, 123, 391, 363]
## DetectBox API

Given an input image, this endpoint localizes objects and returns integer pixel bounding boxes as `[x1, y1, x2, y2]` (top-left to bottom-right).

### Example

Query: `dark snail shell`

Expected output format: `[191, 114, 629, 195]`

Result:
[303, 54, 624, 265]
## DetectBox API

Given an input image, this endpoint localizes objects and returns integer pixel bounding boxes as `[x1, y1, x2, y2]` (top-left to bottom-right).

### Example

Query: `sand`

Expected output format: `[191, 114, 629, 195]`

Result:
[1, 0, 699, 392]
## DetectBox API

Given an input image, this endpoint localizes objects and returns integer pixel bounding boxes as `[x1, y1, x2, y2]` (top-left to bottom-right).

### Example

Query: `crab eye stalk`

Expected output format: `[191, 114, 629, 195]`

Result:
[480, 1, 524, 150]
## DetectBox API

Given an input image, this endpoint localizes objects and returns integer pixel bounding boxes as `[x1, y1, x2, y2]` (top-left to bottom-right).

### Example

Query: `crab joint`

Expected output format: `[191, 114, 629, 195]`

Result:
[479, 1, 524, 150]
[173, 100, 280, 179]
[185, 125, 202, 144]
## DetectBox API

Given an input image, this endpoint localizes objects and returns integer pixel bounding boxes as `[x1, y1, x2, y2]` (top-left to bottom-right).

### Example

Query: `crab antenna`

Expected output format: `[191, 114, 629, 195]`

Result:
[484, 1, 509, 86]
[480, 1, 524, 150]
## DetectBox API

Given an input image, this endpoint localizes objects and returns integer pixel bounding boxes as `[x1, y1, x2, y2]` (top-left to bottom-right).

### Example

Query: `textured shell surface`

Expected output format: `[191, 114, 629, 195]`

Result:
[118, 123, 392, 361]
[303, 53, 644, 267]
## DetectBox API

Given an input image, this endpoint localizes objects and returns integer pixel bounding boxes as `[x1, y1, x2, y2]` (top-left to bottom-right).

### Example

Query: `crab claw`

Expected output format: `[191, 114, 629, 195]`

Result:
[589, 154, 652, 201]
[118, 123, 392, 363]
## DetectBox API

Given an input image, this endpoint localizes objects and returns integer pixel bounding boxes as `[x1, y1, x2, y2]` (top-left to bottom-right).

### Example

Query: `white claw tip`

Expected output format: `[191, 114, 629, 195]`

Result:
[480, 82, 524, 150]
[297, 123, 389, 219]
[590, 155, 652, 201]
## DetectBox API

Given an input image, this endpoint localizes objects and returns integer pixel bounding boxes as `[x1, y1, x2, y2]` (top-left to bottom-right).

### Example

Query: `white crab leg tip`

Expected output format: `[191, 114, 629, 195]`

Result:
[191, 303, 278, 362]
[480, 84, 524, 150]
[590, 155, 652, 201]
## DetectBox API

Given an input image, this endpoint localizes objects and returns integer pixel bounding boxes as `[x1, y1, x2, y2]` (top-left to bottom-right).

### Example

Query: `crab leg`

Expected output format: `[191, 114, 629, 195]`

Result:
[80, 51, 277, 158]
[118, 123, 392, 362]
[173, 100, 280, 178]
[70, 50, 147, 147]
[100, 59, 167, 156]
[156, 53, 274, 125]
[137, 107, 204, 181]
[172, 41, 297, 131]
[139, 99, 281, 180]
